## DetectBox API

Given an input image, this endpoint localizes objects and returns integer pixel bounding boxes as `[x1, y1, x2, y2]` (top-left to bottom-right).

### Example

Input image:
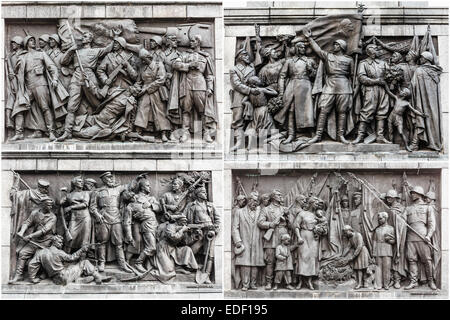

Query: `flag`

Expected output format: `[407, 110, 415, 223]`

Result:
[293, 14, 364, 55]
[419, 25, 439, 65]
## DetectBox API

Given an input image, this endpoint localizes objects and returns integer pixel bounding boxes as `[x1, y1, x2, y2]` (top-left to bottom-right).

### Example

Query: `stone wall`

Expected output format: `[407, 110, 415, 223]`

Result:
[223, 1, 449, 161]
[1, 1, 224, 299]
[222, 160, 449, 299]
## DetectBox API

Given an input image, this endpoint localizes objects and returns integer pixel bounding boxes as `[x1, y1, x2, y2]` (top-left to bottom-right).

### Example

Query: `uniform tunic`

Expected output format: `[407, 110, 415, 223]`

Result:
[65, 190, 91, 250]
[134, 59, 171, 131]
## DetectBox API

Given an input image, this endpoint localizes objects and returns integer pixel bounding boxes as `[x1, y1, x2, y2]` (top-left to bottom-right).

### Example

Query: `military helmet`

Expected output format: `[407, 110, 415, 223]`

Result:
[421, 51, 434, 62]
[11, 36, 23, 46]
[150, 35, 163, 47]
[410, 186, 425, 197]
[49, 34, 60, 44]
[334, 39, 347, 52]
[386, 189, 400, 199]
[23, 35, 36, 47]
[39, 34, 50, 43]
[425, 191, 436, 200]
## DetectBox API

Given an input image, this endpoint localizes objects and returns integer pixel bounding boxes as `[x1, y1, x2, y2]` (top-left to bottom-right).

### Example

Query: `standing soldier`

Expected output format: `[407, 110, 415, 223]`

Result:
[353, 44, 391, 144]
[229, 48, 259, 151]
[404, 186, 437, 290]
[9, 197, 57, 284]
[160, 177, 188, 220]
[349, 192, 363, 234]
[372, 212, 395, 290]
[47, 34, 72, 89]
[163, 33, 183, 129]
[257, 189, 289, 290]
[303, 29, 354, 145]
[12, 35, 59, 141]
[276, 41, 316, 143]
[38, 34, 51, 55]
[5, 36, 25, 135]
[174, 34, 217, 143]
[56, 30, 118, 141]
[185, 186, 220, 284]
[89, 172, 134, 273]
[123, 179, 161, 273]
[383, 189, 407, 289]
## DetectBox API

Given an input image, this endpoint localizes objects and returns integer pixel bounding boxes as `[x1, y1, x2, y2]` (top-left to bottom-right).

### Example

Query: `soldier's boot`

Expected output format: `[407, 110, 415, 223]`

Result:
[352, 122, 366, 144]
[180, 113, 191, 143]
[8, 258, 26, 284]
[115, 246, 133, 273]
[204, 258, 214, 284]
[48, 130, 57, 142]
[134, 252, 148, 273]
[265, 276, 273, 290]
[272, 284, 279, 290]
[230, 129, 244, 152]
[161, 130, 170, 143]
[97, 245, 106, 272]
[425, 260, 437, 290]
[30, 277, 41, 284]
[29, 130, 43, 139]
[405, 262, 419, 290]
[308, 109, 327, 144]
[393, 272, 401, 289]
[408, 132, 419, 151]
[337, 113, 350, 144]
[203, 131, 214, 144]
[286, 284, 295, 290]
[93, 271, 113, 285]
[249, 278, 258, 290]
[284, 111, 295, 144]
[10, 114, 25, 142]
[56, 130, 72, 142]
[306, 277, 314, 290]
[376, 120, 392, 144]
[247, 135, 257, 150]
[6, 110, 14, 129]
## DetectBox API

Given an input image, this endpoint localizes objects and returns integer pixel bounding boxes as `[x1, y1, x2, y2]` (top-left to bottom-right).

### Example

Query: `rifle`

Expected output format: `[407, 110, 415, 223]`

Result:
[59, 188, 73, 242]
[174, 173, 209, 210]
[17, 234, 45, 249]
[98, 56, 133, 98]
[66, 20, 90, 88]
[346, 172, 439, 252]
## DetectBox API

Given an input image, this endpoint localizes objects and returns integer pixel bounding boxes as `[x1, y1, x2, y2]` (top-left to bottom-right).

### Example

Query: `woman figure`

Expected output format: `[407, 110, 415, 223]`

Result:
[343, 225, 371, 289]
[134, 48, 171, 142]
[258, 46, 285, 91]
[61, 176, 92, 252]
[293, 197, 321, 290]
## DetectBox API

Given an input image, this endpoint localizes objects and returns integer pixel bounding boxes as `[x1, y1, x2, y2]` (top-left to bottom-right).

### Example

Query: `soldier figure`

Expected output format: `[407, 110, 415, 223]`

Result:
[6, 36, 25, 133]
[123, 179, 161, 273]
[353, 44, 391, 144]
[185, 186, 220, 284]
[38, 34, 51, 55]
[174, 35, 217, 143]
[257, 189, 289, 290]
[303, 29, 354, 145]
[372, 212, 395, 290]
[9, 197, 57, 284]
[229, 48, 258, 151]
[349, 192, 363, 234]
[11, 35, 59, 141]
[89, 172, 133, 273]
[404, 186, 437, 290]
[57, 30, 117, 141]
[161, 177, 188, 220]
[27, 235, 112, 285]
[276, 41, 316, 143]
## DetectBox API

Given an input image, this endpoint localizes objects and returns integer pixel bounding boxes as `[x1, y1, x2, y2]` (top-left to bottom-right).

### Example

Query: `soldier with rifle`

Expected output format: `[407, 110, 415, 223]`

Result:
[9, 197, 57, 284]
[27, 235, 112, 285]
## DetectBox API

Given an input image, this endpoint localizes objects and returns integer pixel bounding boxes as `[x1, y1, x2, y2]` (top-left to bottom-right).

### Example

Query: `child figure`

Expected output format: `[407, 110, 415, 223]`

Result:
[274, 233, 295, 290]
[342, 225, 371, 290]
[386, 87, 427, 152]
[242, 76, 277, 150]
[372, 211, 396, 290]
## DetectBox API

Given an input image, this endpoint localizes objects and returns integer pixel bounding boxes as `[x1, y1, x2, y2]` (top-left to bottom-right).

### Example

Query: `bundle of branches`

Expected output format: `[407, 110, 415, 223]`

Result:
[319, 258, 353, 283]
[267, 95, 283, 115]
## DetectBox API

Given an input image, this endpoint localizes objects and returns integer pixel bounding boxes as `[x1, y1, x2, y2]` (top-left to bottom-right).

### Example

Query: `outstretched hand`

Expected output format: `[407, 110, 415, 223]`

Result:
[112, 25, 122, 38]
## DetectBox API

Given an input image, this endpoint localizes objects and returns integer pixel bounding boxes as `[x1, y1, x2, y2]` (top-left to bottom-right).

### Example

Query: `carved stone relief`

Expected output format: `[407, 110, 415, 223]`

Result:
[4, 19, 218, 145]
[228, 11, 444, 154]
[7, 170, 220, 286]
[230, 170, 441, 293]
